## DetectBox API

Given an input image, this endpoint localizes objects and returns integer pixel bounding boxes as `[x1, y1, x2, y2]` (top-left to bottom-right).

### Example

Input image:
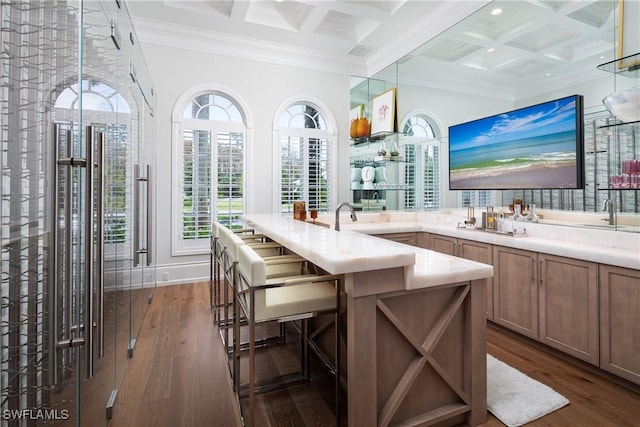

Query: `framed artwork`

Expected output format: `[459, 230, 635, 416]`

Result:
[618, 0, 640, 69]
[350, 104, 364, 121]
[370, 88, 397, 136]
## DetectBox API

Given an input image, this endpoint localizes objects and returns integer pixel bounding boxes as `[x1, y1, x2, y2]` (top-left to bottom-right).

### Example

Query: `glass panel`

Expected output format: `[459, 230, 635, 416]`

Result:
[1, 1, 156, 425]
[0, 0, 83, 424]
[121, 0, 157, 370]
[79, 0, 126, 425]
[183, 92, 243, 123]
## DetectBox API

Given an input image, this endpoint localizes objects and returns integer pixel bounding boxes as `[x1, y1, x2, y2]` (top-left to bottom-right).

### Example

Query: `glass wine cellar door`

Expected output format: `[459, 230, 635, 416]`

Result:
[1, 1, 157, 426]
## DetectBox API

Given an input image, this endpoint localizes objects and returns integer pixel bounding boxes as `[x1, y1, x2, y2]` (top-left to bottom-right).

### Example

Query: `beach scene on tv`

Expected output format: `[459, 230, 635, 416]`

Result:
[449, 96, 581, 190]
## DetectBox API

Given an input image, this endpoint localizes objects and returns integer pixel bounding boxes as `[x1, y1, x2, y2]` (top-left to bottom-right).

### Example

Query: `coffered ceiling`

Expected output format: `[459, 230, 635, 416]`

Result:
[127, 0, 490, 76]
[128, 0, 624, 101]
[394, 0, 620, 100]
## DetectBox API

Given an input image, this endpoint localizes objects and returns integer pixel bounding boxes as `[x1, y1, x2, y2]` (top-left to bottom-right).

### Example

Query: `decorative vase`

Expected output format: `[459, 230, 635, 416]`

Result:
[350, 119, 358, 139]
[378, 140, 387, 156]
[602, 85, 640, 123]
[525, 204, 540, 223]
[356, 117, 370, 138]
[390, 140, 400, 157]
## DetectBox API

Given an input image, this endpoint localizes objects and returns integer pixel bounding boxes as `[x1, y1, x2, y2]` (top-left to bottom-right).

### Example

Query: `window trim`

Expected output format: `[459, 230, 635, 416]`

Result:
[171, 84, 253, 256]
[272, 97, 337, 213]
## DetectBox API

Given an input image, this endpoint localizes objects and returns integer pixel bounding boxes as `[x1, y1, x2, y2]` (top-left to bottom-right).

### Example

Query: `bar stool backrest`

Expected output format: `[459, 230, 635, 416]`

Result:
[219, 226, 245, 261]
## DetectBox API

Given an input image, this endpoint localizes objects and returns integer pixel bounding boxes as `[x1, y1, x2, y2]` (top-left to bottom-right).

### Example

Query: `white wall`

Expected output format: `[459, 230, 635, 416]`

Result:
[143, 42, 351, 285]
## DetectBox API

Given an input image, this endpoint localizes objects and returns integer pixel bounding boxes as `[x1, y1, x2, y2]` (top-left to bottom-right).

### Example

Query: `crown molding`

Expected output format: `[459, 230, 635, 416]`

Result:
[133, 17, 368, 76]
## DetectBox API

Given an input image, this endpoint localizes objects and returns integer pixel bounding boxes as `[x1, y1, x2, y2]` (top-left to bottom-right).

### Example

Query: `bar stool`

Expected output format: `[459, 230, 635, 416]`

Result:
[212, 221, 228, 324]
[234, 243, 342, 427]
[213, 221, 291, 325]
[218, 226, 315, 355]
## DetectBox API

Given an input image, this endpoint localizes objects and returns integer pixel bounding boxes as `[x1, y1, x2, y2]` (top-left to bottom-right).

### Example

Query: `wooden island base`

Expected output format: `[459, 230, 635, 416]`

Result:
[346, 268, 487, 427]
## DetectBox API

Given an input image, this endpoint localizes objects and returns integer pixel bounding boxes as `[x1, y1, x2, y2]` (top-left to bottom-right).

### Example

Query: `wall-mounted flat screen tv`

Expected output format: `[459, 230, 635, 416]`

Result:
[449, 94, 584, 190]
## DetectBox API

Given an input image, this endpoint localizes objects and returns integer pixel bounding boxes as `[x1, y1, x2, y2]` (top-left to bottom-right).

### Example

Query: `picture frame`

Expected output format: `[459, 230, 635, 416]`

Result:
[350, 104, 364, 121]
[370, 88, 397, 136]
[618, 0, 640, 70]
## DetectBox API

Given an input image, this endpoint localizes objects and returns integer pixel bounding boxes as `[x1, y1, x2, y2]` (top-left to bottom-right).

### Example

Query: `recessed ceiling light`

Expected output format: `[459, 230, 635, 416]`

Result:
[600, 56, 605, 59]
[487, 48, 495, 53]
[546, 73, 551, 77]
[491, 8, 503, 16]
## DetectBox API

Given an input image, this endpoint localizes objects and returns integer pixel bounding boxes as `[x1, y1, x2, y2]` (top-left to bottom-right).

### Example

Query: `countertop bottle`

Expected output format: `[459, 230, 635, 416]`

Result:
[512, 204, 524, 221]
[525, 204, 539, 223]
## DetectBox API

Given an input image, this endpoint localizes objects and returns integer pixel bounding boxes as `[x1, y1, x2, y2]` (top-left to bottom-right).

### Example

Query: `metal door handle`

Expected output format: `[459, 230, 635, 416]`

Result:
[134, 164, 152, 267]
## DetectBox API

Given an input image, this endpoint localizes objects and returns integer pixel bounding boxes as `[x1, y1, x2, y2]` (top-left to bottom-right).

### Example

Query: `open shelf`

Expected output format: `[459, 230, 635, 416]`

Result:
[597, 119, 640, 129]
[596, 53, 640, 77]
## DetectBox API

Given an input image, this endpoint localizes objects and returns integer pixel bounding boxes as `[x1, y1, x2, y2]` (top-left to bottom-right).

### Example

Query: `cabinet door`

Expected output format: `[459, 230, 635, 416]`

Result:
[539, 254, 598, 365]
[417, 232, 431, 250]
[459, 239, 494, 321]
[493, 246, 538, 339]
[373, 232, 417, 246]
[600, 265, 640, 385]
[430, 234, 457, 256]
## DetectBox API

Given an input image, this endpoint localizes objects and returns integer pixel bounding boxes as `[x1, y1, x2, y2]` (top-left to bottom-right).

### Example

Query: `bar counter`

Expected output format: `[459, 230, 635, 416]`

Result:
[243, 214, 494, 427]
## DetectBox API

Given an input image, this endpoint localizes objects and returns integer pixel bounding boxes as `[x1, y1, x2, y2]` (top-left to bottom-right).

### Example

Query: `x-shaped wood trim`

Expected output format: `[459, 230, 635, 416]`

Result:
[376, 285, 471, 427]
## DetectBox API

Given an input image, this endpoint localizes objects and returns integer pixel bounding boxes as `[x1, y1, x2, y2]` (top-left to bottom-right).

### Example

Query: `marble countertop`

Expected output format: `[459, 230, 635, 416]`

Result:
[307, 210, 640, 271]
[242, 214, 493, 290]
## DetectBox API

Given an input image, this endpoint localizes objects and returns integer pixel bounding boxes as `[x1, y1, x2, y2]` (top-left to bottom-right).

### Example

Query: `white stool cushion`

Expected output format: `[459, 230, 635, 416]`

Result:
[237, 245, 338, 323]
[257, 282, 336, 322]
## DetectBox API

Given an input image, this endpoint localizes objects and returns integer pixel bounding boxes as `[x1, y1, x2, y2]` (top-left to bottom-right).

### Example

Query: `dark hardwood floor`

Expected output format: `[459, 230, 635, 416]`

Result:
[108, 282, 640, 427]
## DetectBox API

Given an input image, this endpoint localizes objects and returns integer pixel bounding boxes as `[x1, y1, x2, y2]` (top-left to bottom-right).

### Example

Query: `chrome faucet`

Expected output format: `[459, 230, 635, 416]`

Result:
[335, 202, 358, 231]
[602, 198, 616, 226]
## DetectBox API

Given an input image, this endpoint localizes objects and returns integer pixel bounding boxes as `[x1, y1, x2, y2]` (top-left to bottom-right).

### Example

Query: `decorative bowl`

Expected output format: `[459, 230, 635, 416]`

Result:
[602, 86, 640, 123]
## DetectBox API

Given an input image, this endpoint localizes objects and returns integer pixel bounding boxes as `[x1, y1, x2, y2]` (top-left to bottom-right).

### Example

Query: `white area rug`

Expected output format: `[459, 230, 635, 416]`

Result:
[487, 354, 569, 427]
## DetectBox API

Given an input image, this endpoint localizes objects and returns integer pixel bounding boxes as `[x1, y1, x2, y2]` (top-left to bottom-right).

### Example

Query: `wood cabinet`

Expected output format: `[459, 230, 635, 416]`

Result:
[599, 265, 640, 384]
[493, 246, 538, 339]
[430, 234, 457, 255]
[421, 232, 638, 384]
[539, 254, 599, 365]
[374, 230, 638, 384]
[417, 232, 431, 250]
[372, 232, 417, 246]
[427, 234, 494, 320]
[459, 239, 494, 321]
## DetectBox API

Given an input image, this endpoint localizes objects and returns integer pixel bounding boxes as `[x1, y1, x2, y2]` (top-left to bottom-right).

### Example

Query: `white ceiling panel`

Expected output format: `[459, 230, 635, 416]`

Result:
[128, 0, 622, 100]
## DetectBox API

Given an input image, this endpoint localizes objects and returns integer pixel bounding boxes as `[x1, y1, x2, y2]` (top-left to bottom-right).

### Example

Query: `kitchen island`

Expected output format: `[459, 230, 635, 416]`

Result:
[242, 214, 494, 427]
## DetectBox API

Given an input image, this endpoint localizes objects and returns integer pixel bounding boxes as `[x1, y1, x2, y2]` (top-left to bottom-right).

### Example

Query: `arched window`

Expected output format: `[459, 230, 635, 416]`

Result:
[402, 114, 436, 139]
[55, 79, 131, 113]
[54, 79, 131, 245]
[275, 101, 335, 213]
[173, 89, 247, 254]
[401, 112, 441, 211]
